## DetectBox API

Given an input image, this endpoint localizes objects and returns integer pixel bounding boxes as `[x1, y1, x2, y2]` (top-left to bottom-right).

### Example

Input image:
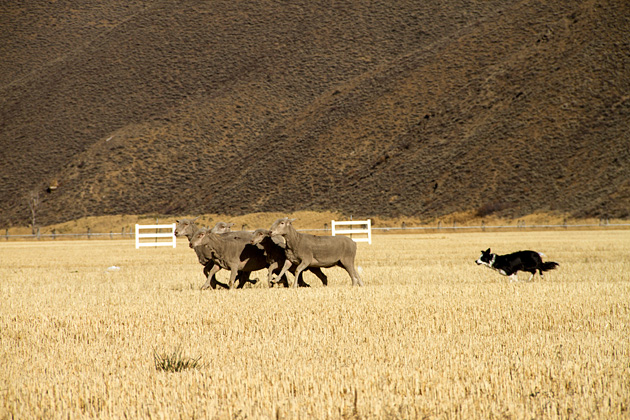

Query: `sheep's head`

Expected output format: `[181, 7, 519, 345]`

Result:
[269, 217, 296, 237]
[189, 229, 208, 248]
[211, 221, 235, 234]
[174, 217, 199, 237]
[250, 229, 270, 245]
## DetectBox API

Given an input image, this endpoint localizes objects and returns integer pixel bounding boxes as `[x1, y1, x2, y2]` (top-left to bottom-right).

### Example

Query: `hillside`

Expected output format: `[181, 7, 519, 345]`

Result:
[1, 0, 629, 227]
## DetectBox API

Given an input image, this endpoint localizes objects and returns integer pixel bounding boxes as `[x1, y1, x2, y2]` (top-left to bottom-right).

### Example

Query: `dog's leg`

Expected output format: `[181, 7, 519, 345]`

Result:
[527, 272, 535, 282]
[510, 273, 518, 282]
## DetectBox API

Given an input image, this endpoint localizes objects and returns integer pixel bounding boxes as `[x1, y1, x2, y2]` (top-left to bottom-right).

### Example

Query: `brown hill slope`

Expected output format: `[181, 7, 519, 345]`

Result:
[1, 0, 628, 226]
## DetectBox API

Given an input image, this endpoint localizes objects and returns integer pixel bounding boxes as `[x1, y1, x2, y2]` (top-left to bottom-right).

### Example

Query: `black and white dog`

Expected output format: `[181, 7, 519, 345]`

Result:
[475, 248, 559, 281]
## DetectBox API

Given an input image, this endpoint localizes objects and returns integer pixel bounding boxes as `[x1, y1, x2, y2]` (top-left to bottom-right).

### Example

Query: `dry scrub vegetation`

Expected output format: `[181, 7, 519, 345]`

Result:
[6, 211, 627, 237]
[1, 231, 628, 419]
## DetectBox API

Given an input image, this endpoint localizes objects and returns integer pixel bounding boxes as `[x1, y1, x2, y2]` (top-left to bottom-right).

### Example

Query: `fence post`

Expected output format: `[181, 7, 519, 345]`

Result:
[5, 228, 8, 240]
[330, 219, 371, 244]
[52, 229, 56, 240]
[87, 227, 91, 239]
[135, 223, 176, 248]
[36, 227, 41, 240]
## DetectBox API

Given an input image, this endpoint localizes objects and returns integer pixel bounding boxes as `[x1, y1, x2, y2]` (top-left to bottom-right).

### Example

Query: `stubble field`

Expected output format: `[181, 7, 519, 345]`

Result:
[1, 230, 629, 419]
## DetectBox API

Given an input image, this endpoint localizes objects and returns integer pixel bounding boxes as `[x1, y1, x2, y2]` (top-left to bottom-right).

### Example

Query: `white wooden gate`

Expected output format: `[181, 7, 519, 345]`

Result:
[331, 219, 372, 244]
[135, 224, 176, 248]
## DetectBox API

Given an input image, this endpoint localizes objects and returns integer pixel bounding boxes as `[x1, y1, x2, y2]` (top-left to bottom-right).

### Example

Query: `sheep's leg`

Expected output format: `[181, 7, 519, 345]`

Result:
[278, 274, 290, 287]
[296, 271, 310, 287]
[272, 268, 290, 287]
[236, 271, 255, 289]
[227, 266, 240, 289]
[210, 274, 229, 289]
[201, 264, 222, 290]
[350, 267, 364, 286]
[235, 271, 245, 288]
[202, 264, 214, 288]
[267, 262, 278, 287]
[273, 260, 293, 284]
[242, 272, 258, 286]
[341, 259, 364, 286]
[292, 261, 310, 288]
[309, 267, 328, 286]
[203, 264, 229, 289]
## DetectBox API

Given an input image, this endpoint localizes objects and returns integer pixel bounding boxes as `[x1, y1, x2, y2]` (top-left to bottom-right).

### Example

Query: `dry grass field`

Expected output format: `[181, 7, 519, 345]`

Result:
[1, 230, 628, 419]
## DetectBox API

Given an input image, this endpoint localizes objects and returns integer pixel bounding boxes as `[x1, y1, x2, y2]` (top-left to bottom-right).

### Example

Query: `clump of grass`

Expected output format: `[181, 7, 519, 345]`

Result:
[153, 346, 202, 372]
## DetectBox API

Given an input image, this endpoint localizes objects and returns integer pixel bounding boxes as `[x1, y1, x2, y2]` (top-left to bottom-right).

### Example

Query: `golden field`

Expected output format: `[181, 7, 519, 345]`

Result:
[1, 230, 629, 419]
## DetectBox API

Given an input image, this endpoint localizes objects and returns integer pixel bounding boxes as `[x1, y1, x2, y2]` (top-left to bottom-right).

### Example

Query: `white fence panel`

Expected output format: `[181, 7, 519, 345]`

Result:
[331, 219, 372, 244]
[135, 224, 176, 248]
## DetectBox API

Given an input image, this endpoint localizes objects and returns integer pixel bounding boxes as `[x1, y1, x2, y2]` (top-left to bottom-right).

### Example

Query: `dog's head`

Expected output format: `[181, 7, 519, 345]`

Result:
[476, 248, 493, 266]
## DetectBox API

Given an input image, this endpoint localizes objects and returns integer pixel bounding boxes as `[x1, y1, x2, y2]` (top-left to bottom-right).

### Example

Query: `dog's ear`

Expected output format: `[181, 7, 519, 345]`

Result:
[485, 248, 491, 253]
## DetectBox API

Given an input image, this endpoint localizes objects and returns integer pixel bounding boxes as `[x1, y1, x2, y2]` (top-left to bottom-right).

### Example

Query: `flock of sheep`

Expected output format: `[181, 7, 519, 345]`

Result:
[174, 217, 364, 289]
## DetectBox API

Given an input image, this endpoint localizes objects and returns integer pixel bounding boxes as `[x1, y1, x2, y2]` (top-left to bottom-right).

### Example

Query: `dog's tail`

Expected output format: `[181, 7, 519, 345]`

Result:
[541, 261, 559, 272]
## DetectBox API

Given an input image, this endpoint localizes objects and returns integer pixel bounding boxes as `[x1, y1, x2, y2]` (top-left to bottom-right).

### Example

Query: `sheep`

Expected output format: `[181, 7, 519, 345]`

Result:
[189, 228, 269, 289]
[250, 229, 328, 287]
[268, 217, 364, 287]
[174, 218, 253, 289]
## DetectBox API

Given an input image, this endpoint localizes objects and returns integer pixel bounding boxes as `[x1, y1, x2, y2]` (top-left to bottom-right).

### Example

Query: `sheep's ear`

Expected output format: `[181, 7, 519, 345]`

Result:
[227, 222, 235, 227]
[192, 216, 200, 222]
[289, 218, 296, 223]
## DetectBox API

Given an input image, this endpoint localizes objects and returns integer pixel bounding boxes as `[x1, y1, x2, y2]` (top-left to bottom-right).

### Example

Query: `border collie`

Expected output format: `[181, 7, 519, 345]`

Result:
[475, 248, 559, 281]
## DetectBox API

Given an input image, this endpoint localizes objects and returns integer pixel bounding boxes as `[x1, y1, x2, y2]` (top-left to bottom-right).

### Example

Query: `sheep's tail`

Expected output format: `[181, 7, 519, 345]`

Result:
[541, 261, 559, 272]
